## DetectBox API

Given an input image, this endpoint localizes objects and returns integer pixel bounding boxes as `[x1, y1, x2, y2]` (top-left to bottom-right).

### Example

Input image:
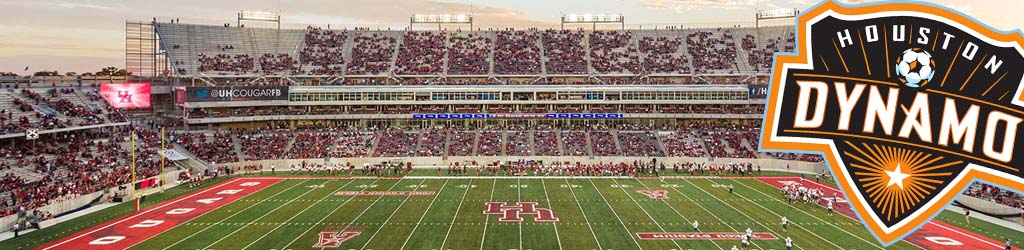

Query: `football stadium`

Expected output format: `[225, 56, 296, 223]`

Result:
[0, 1, 1022, 249]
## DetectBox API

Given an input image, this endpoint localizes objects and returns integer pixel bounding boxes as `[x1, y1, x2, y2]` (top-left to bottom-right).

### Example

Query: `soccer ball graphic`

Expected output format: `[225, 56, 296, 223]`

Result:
[895, 48, 937, 88]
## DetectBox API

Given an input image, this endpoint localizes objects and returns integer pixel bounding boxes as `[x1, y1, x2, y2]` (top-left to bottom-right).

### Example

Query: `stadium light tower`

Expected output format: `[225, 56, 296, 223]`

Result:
[755, 8, 799, 28]
[560, 13, 624, 30]
[238, 10, 281, 29]
[410, 14, 473, 30]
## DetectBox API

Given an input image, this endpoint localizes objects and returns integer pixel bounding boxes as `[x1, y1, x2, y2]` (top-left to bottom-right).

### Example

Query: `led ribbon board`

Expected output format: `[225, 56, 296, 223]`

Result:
[762, 1, 1024, 245]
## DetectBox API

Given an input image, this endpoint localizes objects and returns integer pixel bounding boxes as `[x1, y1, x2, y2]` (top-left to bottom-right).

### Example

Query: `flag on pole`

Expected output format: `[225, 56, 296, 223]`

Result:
[23, 66, 29, 72]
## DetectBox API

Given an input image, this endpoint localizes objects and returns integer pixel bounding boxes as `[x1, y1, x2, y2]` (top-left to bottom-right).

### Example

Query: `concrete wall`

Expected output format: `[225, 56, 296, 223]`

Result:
[225, 156, 823, 174]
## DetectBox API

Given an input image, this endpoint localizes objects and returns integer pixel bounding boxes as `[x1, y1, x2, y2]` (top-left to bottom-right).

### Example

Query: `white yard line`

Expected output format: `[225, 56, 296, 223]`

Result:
[563, 178, 604, 250]
[439, 179, 474, 250]
[610, 178, 685, 250]
[202, 179, 326, 249]
[729, 179, 884, 249]
[478, 179, 498, 250]
[540, 179, 564, 250]
[632, 179, 724, 250]
[517, 179, 524, 250]
[357, 179, 429, 249]
[161, 179, 308, 250]
[277, 178, 381, 249]
[586, 178, 644, 250]
[397, 179, 450, 250]
[240, 179, 355, 249]
[318, 179, 406, 250]
[692, 178, 839, 250]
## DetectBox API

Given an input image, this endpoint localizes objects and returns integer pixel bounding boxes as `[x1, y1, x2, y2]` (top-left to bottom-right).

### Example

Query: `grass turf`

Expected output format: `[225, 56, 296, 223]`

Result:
[6, 171, 1020, 250]
[133, 176, 925, 250]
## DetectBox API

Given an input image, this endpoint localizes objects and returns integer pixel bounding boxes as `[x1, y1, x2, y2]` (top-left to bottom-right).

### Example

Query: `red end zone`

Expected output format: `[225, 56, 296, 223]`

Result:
[754, 176, 1018, 249]
[36, 177, 282, 250]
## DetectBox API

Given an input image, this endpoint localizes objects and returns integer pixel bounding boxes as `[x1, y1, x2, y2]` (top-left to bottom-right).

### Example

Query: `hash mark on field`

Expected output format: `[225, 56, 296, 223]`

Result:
[562, 179, 605, 250]
[358, 179, 429, 249]
[586, 179, 643, 249]
[399, 179, 450, 250]
[439, 179, 474, 249]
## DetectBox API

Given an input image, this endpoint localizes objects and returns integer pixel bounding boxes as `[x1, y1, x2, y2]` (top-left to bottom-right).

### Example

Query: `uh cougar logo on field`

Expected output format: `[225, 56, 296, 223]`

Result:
[762, 1, 1024, 245]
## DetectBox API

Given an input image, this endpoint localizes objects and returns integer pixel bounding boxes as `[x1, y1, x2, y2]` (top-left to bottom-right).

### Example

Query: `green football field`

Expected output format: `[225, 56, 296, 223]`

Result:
[124, 176, 921, 250]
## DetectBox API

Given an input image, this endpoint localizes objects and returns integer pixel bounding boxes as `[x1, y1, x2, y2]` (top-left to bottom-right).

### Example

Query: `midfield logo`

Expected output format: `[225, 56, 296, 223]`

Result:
[762, 1, 1024, 245]
[313, 231, 361, 248]
[636, 189, 669, 199]
[482, 202, 560, 222]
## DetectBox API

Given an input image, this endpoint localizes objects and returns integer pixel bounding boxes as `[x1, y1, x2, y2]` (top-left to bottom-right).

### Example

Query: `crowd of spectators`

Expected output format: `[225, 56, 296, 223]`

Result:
[447, 130, 475, 156]
[589, 131, 621, 156]
[590, 31, 640, 74]
[505, 130, 531, 156]
[237, 128, 291, 161]
[661, 129, 708, 157]
[0, 127, 162, 219]
[177, 131, 238, 164]
[542, 29, 587, 74]
[639, 36, 691, 74]
[964, 183, 1023, 209]
[533, 130, 561, 156]
[372, 129, 417, 157]
[286, 130, 336, 159]
[332, 130, 376, 158]
[561, 130, 589, 156]
[448, 33, 491, 75]
[197, 53, 254, 73]
[396, 31, 446, 75]
[687, 30, 737, 74]
[258, 53, 300, 74]
[417, 130, 446, 157]
[300, 27, 347, 75]
[494, 30, 542, 75]
[618, 132, 664, 157]
[741, 32, 794, 73]
[347, 33, 397, 75]
[476, 131, 502, 156]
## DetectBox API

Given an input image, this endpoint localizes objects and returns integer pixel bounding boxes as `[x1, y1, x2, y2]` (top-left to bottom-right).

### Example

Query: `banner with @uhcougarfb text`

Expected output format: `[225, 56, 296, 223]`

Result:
[183, 86, 288, 102]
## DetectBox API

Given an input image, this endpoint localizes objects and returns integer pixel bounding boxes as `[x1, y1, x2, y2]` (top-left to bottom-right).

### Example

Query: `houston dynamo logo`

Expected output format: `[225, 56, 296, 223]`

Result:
[762, 1, 1024, 245]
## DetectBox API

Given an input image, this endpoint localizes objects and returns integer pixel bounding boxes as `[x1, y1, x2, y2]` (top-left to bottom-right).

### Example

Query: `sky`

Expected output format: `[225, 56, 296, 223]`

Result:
[0, 0, 1019, 74]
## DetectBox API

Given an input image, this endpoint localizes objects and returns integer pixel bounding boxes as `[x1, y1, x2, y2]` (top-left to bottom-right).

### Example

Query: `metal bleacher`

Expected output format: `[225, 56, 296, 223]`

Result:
[156, 22, 795, 77]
